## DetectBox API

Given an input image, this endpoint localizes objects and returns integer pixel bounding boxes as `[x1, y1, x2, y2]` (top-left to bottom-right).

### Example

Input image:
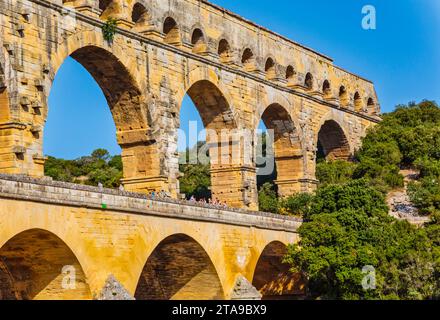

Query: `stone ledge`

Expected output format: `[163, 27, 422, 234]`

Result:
[0, 174, 302, 232]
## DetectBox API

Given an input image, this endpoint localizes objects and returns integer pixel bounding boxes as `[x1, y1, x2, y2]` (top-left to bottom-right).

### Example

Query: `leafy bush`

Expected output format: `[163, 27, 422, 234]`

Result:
[316, 160, 356, 186]
[258, 183, 279, 214]
[44, 149, 123, 188]
[102, 18, 118, 42]
[284, 180, 439, 300]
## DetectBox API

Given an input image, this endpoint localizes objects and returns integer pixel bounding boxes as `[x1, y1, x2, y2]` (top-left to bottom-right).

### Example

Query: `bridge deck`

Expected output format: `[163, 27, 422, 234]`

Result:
[0, 174, 301, 232]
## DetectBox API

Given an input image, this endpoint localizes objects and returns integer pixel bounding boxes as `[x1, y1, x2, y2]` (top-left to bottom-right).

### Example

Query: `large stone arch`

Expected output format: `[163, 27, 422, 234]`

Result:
[177, 67, 240, 129]
[314, 113, 352, 161]
[0, 228, 92, 300]
[255, 91, 307, 196]
[46, 30, 163, 195]
[134, 233, 225, 300]
[251, 241, 304, 300]
[175, 67, 257, 208]
[49, 30, 149, 130]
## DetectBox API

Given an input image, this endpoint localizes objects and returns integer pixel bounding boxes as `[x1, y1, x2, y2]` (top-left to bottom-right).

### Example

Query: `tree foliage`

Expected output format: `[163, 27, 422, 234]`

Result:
[284, 180, 439, 300]
[44, 149, 122, 188]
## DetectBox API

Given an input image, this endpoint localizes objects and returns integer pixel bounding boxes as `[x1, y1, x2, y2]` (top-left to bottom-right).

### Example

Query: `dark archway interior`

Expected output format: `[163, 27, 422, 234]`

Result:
[218, 39, 231, 62]
[134, 234, 224, 300]
[132, 3, 149, 25]
[253, 242, 305, 300]
[99, 0, 112, 12]
[163, 17, 181, 44]
[0, 229, 91, 300]
[317, 120, 351, 161]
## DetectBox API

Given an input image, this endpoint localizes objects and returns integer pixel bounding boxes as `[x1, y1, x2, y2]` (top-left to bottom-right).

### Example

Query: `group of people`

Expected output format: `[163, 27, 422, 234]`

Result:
[111, 182, 230, 209]
[147, 190, 172, 200]
[188, 196, 229, 209]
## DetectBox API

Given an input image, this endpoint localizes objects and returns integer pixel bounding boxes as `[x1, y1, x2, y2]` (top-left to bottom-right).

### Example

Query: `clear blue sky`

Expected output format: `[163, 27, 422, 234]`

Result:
[45, 0, 440, 159]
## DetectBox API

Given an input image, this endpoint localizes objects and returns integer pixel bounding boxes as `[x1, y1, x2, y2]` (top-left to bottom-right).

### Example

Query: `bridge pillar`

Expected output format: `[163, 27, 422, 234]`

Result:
[117, 130, 174, 197]
[208, 134, 258, 210]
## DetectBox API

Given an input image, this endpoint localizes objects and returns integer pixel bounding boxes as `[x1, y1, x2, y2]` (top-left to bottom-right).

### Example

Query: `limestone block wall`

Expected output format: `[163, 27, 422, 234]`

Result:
[0, 174, 300, 300]
[0, 0, 381, 210]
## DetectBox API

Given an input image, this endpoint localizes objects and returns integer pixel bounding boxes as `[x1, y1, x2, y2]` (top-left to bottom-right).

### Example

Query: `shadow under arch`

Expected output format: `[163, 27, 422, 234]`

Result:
[0, 228, 91, 300]
[134, 233, 225, 300]
[317, 119, 351, 161]
[252, 241, 305, 300]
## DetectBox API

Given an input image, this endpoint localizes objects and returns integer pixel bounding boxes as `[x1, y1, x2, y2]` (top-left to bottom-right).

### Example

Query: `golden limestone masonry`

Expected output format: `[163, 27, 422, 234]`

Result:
[0, 0, 380, 300]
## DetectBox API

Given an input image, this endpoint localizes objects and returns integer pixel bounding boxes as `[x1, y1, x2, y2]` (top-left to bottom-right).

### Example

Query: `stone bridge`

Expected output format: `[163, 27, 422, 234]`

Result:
[0, 174, 302, 300]
[0, 0, 381, 210]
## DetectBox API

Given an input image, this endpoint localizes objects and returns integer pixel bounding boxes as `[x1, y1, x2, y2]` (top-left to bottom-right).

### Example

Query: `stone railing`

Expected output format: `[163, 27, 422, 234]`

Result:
[0, 174, 301, 232]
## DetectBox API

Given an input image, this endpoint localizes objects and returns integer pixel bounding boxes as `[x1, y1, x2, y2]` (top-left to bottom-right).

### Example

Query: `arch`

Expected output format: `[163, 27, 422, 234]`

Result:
[354, 91, 362, 111]
[49, 32, 157, 191]
[367, 97, 376, 114]
[218, 38, 232, 63]
[0, 229, 91, 300]
[99, 0, 112, 12]
[61, 45, 148, 132]
[286, 65, 295, 82]
[176, 68, 239, 130]
[131, 2, 150, 27]
[191, 28, 206, 53]
[339, 85, 348, 106]
[183, 80, 237, 131]
[259, 103, 304, 195]
[265, 57, 276, 80]
[317, 119, 351, 161]
[241, 48, 256, 71]
[304, 72, 313, 90]
[134, 234, 224, 300]
[322, 79, 331, 98]
[252, 241, 304, 300]
[163, 17, 181, 45]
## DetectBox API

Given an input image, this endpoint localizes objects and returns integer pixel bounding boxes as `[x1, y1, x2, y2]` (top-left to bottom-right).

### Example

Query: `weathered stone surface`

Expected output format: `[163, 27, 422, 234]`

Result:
[96, 275, 135, 300]
[0, 174, 300, 300]
[0, 0, 380, 211]
[230, 275, 262, 300]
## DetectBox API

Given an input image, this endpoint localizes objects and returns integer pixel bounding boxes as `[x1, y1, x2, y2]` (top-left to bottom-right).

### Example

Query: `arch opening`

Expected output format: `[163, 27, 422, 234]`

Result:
[46, 45, 154, 189]
[304, 72, 313, 90]
[163, 17, 181, 45]
[265, 58, 276, 80]
[178, 80, 236, 203]
[191, 28, 206, 54]
[339, 85, 348, 106]
[132, 3, 149, 27]
[354, 92, 362, 111]
[252, 241, 305, 300]
[0, 229, 91, 300]
[322, 80, 331, 99]
[317, 120, 351, 161]
[218, 39, 231, 63]
[258, 104, 303, 197]
[134, 234, 224, 300]
[286, 65, 295, 83]
[99, 0, 112, 14]
[367, 97, 376, 114]
[242, 48, 255, 71]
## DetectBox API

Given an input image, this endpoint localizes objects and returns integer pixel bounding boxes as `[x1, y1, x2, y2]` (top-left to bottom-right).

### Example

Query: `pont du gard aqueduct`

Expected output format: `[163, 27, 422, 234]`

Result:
[0, 0, 381, 300]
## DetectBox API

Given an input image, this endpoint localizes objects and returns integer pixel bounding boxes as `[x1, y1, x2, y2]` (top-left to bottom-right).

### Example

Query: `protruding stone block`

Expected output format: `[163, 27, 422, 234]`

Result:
[96, 275, 135, 300]
[230, 275, 262, 300]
